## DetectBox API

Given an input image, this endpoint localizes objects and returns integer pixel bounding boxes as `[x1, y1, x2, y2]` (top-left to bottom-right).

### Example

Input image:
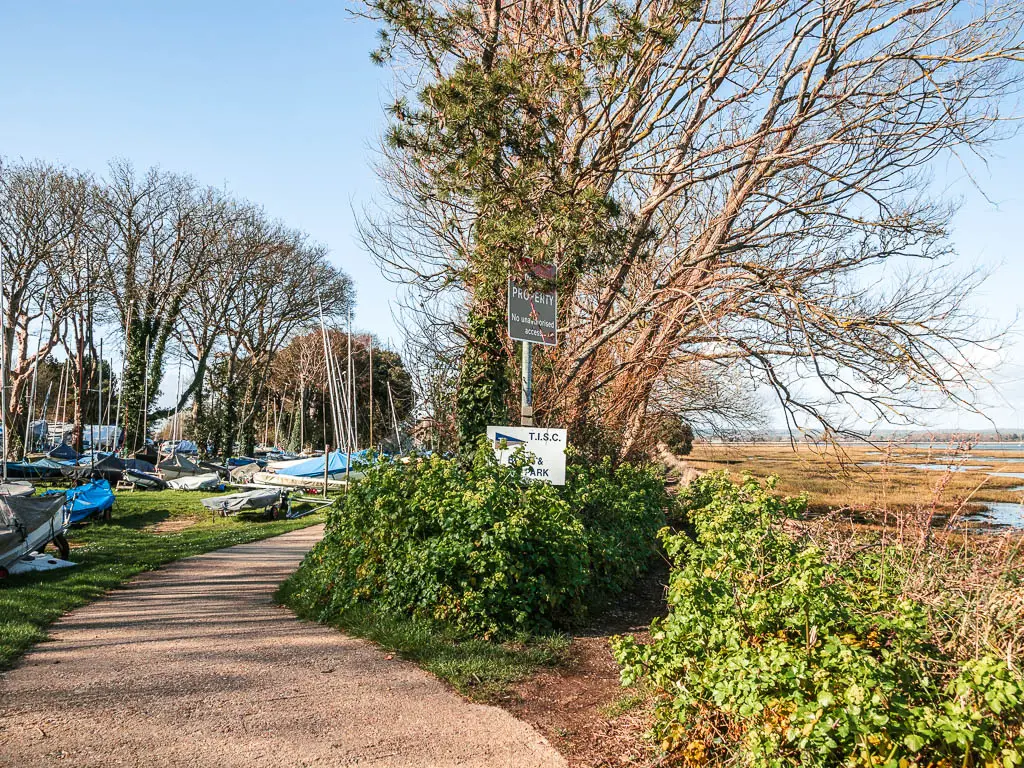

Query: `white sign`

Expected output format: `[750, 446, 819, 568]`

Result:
[486, 425, 567, 485]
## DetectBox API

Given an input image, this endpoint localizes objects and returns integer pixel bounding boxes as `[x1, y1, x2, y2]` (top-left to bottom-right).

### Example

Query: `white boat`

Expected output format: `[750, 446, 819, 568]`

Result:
[167, 472, 222, 491]
[252, 471, 360, 489]
[0, 493, 70, 576]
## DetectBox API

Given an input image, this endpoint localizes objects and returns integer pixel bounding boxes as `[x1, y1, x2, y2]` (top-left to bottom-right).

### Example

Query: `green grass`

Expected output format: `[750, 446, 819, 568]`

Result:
[277, 576, 570, 701]
[0, 488, 327, 669]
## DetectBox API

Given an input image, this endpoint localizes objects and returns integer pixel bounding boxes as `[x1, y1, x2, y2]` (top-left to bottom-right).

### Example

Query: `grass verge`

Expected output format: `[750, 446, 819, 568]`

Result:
[0, 489, 326, 669]
[277, 575, 570, 701]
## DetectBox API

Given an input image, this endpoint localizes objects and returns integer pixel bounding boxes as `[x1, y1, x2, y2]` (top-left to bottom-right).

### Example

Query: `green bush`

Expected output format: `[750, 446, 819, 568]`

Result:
[287, 438, 669, 638]
[612, 472, 1024, 768]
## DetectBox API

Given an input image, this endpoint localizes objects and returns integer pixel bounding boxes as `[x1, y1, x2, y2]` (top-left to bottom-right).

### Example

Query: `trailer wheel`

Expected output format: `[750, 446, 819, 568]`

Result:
[53, 534, 70, 560]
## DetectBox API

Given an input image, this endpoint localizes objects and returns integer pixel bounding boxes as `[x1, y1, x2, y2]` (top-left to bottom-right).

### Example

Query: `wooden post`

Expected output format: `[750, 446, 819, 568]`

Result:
[323, 442, 330, 497]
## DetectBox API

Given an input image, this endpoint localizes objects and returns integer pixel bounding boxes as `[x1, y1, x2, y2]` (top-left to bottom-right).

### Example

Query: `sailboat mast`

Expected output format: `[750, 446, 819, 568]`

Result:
[387, 380, 401, 454]
[367, 339, 373, 451]
[318, 300, 341, 448]
[0, 250, 8, 483]
[98, 339, 104, 452]
[173, 360, 182, 448]
[56, 360, 68, 430]
[23, 288, 49, 457]
[348, 309, 356, 452]
[140, 336, 151, 455]
[40, 381, 53, 436]
[113, 306, 131, 454]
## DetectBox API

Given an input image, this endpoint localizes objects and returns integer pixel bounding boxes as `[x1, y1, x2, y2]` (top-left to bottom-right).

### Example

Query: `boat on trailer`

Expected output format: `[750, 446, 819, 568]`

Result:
[201, 487, 288, 517]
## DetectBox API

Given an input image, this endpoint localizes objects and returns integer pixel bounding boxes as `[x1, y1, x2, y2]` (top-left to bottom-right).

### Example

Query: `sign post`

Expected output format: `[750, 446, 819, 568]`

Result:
[487, 426, 567, 485]
[508, 262, 556, 427]
[520, 341, 533, 426]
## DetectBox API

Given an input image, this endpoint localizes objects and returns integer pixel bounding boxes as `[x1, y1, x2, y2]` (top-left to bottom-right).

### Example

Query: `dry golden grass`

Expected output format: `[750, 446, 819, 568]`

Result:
[685, 442, 1024, 518]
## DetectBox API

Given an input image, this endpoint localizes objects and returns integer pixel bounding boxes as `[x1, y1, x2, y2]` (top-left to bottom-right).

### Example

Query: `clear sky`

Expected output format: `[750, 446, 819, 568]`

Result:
[0, 1, 1020, 430]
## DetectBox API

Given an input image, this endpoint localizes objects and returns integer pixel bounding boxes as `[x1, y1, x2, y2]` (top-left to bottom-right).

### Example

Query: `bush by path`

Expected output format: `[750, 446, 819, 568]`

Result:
[613, 473, 1024, 767]
[283, 440, 671, 639]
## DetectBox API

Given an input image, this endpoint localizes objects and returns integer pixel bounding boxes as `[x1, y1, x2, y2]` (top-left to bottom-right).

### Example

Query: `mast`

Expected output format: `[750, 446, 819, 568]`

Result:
[0, 250, 8, 483]
[273, 391, 281, 450]
[140, 336, 151, 455]
[56, 360, 68, 432]
[387, 380, 401, 454]
[40, 381, 53, 439]
[113, 306, 131, 454]
[367, 338, 373, 451]
[172, 359, 182, 449]
[348, 308, 356, 453]
[334, 352, 350, 449]
[345, 312, 352, 485]
[23, 288, 49, 458]
[318, 300, 341, 449]
[97, 339, 104, 452]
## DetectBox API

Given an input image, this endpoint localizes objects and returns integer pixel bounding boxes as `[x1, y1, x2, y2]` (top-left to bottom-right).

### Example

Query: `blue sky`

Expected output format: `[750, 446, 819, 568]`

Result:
[0, 1, 1020, 429]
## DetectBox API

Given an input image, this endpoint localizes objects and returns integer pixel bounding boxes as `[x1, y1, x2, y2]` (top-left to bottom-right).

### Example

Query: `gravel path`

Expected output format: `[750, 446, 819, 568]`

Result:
[0, 525, 565, 767]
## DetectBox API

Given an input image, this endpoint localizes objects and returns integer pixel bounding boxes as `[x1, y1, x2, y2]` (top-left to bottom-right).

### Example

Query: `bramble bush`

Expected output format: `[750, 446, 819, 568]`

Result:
[612, 472, 1024, 767]
[286, 438, 670, 638]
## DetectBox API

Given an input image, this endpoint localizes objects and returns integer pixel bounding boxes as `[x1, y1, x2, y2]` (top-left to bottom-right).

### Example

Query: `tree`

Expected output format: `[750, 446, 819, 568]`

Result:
[0, 160, 89, 457]
[360, 0, 1023, 458]
[95, 160, 227, 452]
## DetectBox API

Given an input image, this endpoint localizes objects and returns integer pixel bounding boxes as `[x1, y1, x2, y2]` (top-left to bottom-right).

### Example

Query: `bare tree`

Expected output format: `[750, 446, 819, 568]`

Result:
[0, 160, 90, 455]
[361, 0, 1024, 457]
[95, 160, 227, 451]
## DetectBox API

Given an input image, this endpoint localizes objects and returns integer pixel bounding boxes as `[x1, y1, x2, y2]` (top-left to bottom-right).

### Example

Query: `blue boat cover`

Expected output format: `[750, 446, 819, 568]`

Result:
[45, 480, 115, 524]
[277, 449, 372, 478]
[48, 443, 80, 461]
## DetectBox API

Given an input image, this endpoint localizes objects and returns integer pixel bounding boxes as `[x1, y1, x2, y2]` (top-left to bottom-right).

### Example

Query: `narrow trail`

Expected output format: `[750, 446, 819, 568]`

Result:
[0, 525, 564, 767]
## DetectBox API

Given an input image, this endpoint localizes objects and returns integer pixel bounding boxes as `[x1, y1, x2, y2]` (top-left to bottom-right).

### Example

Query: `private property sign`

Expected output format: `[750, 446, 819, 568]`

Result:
[508, 262, 557, 346]
[487, 425, 567, 485]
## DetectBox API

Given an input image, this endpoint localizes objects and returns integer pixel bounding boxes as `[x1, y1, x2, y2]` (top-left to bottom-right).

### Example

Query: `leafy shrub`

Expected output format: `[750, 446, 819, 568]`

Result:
[613, 472, 1024, 768]
[287, 438, 669, 638]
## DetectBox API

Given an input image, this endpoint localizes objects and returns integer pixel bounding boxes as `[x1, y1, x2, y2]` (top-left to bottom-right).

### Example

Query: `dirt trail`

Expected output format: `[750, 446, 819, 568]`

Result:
[0, 525, 564, 767]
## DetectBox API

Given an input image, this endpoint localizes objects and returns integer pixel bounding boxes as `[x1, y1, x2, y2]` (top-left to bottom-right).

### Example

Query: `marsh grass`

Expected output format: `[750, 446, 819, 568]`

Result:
[686, 442, 1024, 517]
[683, 442, 1024, 665]
[0, 489, 326, 669]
